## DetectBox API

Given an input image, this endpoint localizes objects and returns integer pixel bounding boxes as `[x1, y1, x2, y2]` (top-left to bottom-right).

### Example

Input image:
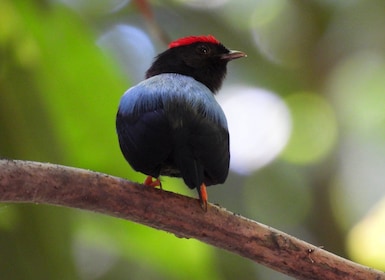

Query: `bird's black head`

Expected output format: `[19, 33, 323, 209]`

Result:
[145, 35, 246, 93]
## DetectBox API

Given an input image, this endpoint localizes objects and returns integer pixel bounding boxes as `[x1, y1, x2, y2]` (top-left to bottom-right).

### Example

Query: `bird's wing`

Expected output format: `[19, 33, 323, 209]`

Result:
[193, 120, 229, 186]
[172, 108, 229, 188]
[116, 81, 174, 177]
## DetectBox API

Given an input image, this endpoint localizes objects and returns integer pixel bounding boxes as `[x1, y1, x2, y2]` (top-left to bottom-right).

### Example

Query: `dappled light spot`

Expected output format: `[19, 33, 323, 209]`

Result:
[97, 25, 155, 83]
[327, 51, 385, 137]
[329, 137, 385, 232]
[347, 197, 385, 271]
[250, 0, 316, 66]
[280, 92, 338, 164]
[219, 86, 291, 175]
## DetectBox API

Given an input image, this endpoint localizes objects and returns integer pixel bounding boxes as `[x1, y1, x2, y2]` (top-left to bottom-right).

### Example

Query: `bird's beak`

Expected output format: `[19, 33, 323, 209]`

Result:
[221, 50, 247, 61]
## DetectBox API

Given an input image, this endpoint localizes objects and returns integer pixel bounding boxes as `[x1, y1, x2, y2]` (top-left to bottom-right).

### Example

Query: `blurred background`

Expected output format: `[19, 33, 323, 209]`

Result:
[1, 0, 385, 279]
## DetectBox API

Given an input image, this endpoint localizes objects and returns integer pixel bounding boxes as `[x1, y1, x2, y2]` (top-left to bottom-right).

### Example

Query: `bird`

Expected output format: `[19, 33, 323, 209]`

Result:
[116, 35, 246, 211]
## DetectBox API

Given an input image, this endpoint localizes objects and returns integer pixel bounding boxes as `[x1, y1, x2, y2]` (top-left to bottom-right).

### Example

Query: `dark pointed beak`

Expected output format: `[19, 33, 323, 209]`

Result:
[221, 50, 247, 61]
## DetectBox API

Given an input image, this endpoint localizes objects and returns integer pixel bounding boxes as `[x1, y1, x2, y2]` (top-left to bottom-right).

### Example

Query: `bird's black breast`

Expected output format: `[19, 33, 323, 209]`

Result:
[116, 74, 230, 189]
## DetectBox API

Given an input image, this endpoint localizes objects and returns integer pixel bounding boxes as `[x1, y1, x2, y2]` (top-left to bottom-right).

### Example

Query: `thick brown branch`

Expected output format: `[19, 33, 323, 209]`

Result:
[0, 159, 383, 280]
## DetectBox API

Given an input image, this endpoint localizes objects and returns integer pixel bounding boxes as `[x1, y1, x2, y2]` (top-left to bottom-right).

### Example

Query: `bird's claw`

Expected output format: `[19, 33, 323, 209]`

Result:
[143, 176, 162, 189]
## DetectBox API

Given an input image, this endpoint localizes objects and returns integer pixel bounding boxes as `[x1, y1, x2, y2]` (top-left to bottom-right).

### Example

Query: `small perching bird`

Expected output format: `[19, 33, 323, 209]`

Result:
[116, 35, 246, 211]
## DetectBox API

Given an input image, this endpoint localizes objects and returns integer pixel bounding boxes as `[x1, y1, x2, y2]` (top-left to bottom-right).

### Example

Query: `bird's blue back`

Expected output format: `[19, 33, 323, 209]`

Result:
[118, 73, 228, 129]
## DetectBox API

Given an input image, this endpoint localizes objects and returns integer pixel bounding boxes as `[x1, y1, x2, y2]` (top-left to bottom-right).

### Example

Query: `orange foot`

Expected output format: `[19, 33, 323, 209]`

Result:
[143, 176, 162, 189]
[198, 183, 208, 212]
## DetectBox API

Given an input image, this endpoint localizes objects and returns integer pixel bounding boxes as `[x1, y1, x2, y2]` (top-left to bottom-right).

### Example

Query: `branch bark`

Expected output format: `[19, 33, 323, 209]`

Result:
[0, 159, 383, 280]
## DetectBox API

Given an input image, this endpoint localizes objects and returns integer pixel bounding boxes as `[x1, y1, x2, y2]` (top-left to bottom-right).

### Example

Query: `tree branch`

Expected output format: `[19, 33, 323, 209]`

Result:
[0, 159, 383, 280]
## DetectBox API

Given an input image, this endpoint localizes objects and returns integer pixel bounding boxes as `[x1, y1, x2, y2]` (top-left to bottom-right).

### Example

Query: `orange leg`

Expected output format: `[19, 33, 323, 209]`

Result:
[143, 176, 162, 189]
[198, 183, 208, 212]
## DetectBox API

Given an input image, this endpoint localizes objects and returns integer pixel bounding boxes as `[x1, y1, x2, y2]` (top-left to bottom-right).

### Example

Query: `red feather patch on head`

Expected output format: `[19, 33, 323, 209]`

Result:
[169, 35, 221, 48]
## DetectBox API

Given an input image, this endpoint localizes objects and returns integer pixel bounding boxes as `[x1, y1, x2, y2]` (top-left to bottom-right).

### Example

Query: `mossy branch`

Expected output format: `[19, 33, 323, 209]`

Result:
[0, 159, 383, 280]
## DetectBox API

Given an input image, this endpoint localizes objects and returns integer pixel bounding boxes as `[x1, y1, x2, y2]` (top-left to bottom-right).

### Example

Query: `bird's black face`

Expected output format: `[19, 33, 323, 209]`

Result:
[178, 42, 230, 92]
[182, 42, 229, 68]
[146, 42, 240, 93]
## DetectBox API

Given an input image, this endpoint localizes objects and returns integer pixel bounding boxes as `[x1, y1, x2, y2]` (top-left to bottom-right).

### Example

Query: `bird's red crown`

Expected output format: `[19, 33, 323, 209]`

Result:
[169, 35, 220, 49]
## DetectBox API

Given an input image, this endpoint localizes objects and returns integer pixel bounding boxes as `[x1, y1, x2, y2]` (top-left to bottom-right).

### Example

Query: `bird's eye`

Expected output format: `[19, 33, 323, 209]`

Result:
[196, 45, 210, 55]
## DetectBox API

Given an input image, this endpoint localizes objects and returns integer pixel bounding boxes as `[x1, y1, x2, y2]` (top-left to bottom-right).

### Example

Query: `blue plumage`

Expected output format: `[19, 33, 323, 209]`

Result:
[116, 35, 245, 210]
[118, 74, 228, 129]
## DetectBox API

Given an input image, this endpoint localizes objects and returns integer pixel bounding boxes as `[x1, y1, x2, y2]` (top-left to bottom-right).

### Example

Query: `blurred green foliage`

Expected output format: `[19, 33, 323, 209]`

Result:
[2, 0, 385, 279]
